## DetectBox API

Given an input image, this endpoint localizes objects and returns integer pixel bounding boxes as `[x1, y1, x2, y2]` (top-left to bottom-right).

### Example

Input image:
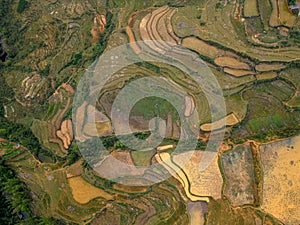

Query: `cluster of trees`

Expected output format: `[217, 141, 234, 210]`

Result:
[0, 63, 41, 156]
[0, 116, 41, 155]
[0, 159, 31, 224]
[92, 11, 117, 61]
[0, 0, 22, 59]
[0, 159, 69, 224]
[65, 143, 81, 166]
[232, 126, 300, 144]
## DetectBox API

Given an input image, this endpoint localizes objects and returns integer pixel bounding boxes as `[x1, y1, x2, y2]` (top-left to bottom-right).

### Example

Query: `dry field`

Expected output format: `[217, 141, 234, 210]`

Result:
[94, 151, 146, 180]
[18, 72, 48, 105]
[224, 68, 256, 77]
[255, 63, 286, 72]
[155, 152, 210, 202]
[187, 201, 207, 225]
[222, 144, 255, 206]
[214, 56, 251, 70]
[137, 6, 180, 54]
[184, 95, 195, 117]
[68, 176, 113, 204]
[112, 184, 148, 193]
[91, 14, 106, 42]
[181, 37, 223, 59]
[157, 145, 174, 152]
[260, 136, 300, 225]
[173, 0, 300, 62]
[256, 72, 277, 81]
[56, 119, 73, 149]
[125, 26, 141, 54]
[83, 121, 112, 137]
[171, 151, 223, 201]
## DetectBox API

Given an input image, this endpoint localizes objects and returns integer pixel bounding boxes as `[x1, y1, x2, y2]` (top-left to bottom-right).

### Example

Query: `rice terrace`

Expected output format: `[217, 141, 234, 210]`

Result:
[0, 0, 300, 224]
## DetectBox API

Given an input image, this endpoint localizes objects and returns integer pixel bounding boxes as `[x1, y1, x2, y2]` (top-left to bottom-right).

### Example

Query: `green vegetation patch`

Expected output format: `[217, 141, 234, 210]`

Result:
[131, 149, 155, 166]
[131, 96, 180, 120]
[17, 0, 29, 14]
[233, 79, 300, 140]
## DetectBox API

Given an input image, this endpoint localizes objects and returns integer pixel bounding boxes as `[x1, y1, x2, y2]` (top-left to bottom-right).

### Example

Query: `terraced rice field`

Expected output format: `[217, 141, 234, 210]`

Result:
[31, 83, 74, 156]
[2, 0, 300, 224]
[173, 0, 300, 62]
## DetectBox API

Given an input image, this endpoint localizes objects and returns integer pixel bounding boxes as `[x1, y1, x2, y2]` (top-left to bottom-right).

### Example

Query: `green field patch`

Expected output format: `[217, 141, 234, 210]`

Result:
[280, 68, 300, 107]
[258, 0, 273, 29]
[172, 6, 202, 38]
[131, 149, 155, 166]
[234, 80, 300, 137]
[243, 0, 259, 17]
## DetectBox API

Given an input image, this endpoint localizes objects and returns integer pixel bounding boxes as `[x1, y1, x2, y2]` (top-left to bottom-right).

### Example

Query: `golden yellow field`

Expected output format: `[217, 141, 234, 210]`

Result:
[256, 72, 277, 80]
[126, 26, 141, 54]
[200, 113, 239, 131]
[255, 63, 286, 72]
[68, 176, 113, 204]
[82, 121, 112, 137]
[113, 184, 148, 193]
[224, 68, 256, 77]
[260, 136, 300, 224]
[156, 152, 208, 202]
[173, 151, 223, 200]
[214, 56, 250, 70]
[157, 145, 174, 151]
[181, 37, 223, 59]
[56, 119, 73, 149]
